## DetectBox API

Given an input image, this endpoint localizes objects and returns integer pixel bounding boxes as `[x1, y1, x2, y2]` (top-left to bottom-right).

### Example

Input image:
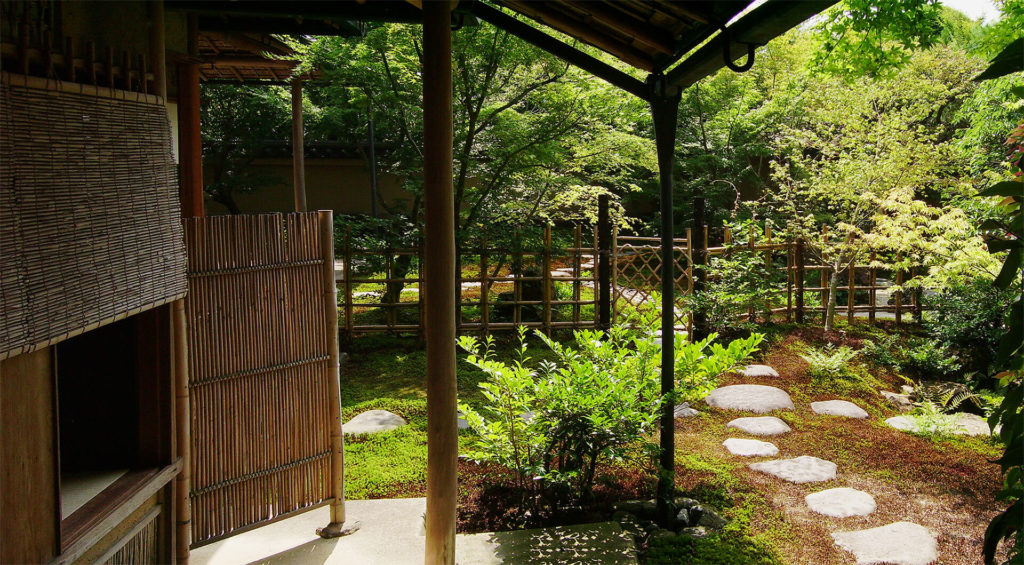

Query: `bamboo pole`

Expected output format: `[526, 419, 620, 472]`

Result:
[847, 256, 856, 324]
[172, 299, 191, 564]
[317, 211, 346, 536]
[593, 226, 600, 329]
[480, 237, 489, 336]
[869, 250, 877, 325]
[422, 4, 457, 562]
[344, 228, 354, 338]
[795, 239, 805, 324]
[573, 225, 582, 326]
[292, 79, 307, 213]
[611, 226, 618, 326]
[543, 226, 552, 336]
[895, 253, 904, 327]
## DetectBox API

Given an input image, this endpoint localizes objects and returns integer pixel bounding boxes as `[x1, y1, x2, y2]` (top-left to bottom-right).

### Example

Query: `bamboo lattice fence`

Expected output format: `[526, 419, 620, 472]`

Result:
[338, 225, 600, 336]
[184, 213, 338, 546]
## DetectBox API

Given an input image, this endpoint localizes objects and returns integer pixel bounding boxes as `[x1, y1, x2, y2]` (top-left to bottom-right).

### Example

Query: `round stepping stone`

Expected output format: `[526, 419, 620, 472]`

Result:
[832, 521, 937, 565]
[674, 403, 699, 418]
[805, 487, 876, 517]
[739, 364, 779, 378]
[885, 416, 922, 433]
[705, 385, 794, 413]
[723, 438, 778, 457]
[749, 456, 837, 483]
[727, 416, 791, 436]
[811, 400, 869, 419]
[343, 410, 407, 435]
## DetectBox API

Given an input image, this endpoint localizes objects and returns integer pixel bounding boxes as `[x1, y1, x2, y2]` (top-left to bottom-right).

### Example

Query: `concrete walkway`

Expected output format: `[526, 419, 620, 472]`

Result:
[190, 498, 637, 565]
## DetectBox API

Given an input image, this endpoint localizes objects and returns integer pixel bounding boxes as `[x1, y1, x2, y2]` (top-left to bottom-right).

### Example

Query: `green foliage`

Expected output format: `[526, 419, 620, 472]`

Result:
[861, 334, 904, 369]
[457, 325, 662, 509]
[800, 344, 858, 381]
[907, 400, 966, 436]
[673, 332, 764, 404]
[903, 339, 963, 379]
[812, 0, 944, 77]
[978, 36, 1024, 565]
[927, 279, 1014, 373]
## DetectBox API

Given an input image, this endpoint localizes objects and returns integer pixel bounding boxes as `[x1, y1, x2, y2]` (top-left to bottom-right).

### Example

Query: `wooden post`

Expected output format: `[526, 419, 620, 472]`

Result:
[795, 239, 805, 324]
[542, 226, 552, 336]
[480, 237, 489, 336]
[593, 226, 600, 329]
[317, 210, 347, 536]
[513, 229, 522, 327]
[820, 227, 829, 323]
[573, 225, 582, 326]
[177, 17, 203, 219]
[292, 79, 307, 213]
[171, 299, 190, 565]
[847, 257, 856, 324]
[597, 194, 612, 331]
[611, 226, 618, 326]
[765, 225, 773, 322]
[149, 0, 166, 100]
[686, 228, 693, 335]
[422, 4, 457, 563]
[748, 224, 756, 323]
[344, 228, 354, 338]
[895, 253, 903, 327]
[913, 267, 923, 324]
[868, 250, 877, 325]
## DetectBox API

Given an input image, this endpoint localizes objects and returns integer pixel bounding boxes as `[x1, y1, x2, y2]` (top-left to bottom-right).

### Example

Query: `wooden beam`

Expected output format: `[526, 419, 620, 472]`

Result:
[292, 78, 307, 212]
[201, 30, 293, 56]
[665, 0, 836, 91]
[500, 0, 655, 71]
[422, 2, 457, 564]
[171, 300, 191, 565]
[201, 56, 298, 69]
[319, 210, 346, 533]
[470, 2, 650, 101]
[569, 2, 676, 56]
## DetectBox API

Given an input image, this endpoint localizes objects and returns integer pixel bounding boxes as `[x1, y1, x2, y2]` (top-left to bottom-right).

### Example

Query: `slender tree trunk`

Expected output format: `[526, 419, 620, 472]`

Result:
[824, 267, 840, 332]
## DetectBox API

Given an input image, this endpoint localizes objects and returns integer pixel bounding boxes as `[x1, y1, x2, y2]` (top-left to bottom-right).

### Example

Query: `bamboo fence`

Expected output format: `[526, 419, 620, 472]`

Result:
[183, 213, 338, 546]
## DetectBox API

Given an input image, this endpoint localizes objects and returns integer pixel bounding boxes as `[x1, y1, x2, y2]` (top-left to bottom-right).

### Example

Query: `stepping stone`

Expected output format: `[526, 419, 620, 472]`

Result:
[881, 390, 913, 409]
[723, 438, 778, 457]
[832, 521, 937, 565]
[749, 456, 837, 483]
[705, 384, 794, 413]
[550, 270, 572, 278]
[457, 411, 470, 430]
[885, 415, 921, 433]
[811, 400, 869, 419]
[805, 487, 876, 517]
[344, 410, 407, 435]
[952, 412, 991, 436]
[674, 402, 699, 418]
[727, 416, 791, 436]
[739, 364, 779, 378]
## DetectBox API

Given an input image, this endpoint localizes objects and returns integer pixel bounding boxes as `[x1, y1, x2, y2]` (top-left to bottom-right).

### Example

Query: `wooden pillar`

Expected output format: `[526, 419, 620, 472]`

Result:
[177, 15, 203, 218]
[317, 210, 347, 536]
[692, 197, 708, 341]
[795, 239, 805, 324]
[148, 1, 166, 100]
[171, 300, 191, 565]
[422, 3, 457, 564]
[292, 79, 307, 213]
[650, 85, 681, 524]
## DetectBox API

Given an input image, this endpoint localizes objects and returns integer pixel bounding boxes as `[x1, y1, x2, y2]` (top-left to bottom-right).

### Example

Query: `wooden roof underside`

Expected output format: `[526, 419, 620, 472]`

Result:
[197, 31, 315, 83]
[493, 1, 749, 73]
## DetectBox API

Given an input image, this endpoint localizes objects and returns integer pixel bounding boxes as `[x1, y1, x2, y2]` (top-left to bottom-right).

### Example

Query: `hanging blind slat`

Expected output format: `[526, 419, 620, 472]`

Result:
[0, 76, 186, 359]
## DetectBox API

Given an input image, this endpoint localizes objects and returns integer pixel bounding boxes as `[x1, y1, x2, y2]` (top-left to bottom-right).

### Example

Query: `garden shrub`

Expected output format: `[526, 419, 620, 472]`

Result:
[926, 279, 1013, 375]
[902, 338, 962, 380]
[457, 322, 763, 512]
[800, 344, 858, 381]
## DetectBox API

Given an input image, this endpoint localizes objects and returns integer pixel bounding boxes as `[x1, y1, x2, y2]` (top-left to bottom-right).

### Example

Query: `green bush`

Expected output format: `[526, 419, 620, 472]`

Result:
[674, 332, 764, 403]
[457, 325, 662, 509]
[903, 339, 962, 380]
[926, 279, 1013, 374]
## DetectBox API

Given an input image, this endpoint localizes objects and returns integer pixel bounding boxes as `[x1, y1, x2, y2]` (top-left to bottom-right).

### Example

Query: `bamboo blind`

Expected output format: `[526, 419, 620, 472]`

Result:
[184, 213, 334, 546]
[100, 507, 160, 565]
[0, 76, 185, 360]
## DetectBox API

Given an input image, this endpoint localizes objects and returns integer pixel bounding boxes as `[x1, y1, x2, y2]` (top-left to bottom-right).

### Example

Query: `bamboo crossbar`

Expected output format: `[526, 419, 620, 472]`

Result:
[189, 451, 332, 497]
[188, 258, 324, 277]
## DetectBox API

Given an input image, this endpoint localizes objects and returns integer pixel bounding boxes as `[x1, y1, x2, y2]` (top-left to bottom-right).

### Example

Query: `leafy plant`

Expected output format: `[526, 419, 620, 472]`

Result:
[907, 400, 963, 436]
[861, 334, 905, 369]
[457, 324, 662, 510]
[902, 339, 962, 380]
[674, 332, 764, 404]
[800, 344, 858, 381]
[927, 279, 1015, 374]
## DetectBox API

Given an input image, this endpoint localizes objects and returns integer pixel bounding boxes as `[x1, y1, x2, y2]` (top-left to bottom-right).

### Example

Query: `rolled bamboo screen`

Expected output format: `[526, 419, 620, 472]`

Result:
[0, 75, 185, 360]
[184, 213, 335, 546]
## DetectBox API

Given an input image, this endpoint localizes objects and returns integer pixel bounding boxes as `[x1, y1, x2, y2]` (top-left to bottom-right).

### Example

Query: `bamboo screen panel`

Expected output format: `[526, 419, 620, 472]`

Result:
[0, 77, 185, 360]
[184, 213, 333, 545]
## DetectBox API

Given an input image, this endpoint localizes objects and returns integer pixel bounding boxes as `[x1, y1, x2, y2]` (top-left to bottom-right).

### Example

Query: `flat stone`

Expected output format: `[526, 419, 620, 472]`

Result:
[952, 412, 991, 436]
[832, 521, 938, 565]
[723, 438, 779, 457]
[811, 400, 869, 419]
[885, 416, 921, 433]
[749, 456, 837, 483]
[674, 403, 699, 418]
[739, 364, 780, 378]
[344, 410, 408, 435]
[727, 416, 792, 436]
[805, 488, 876, 517]
[705, 385, 794, 413]
[456, 411, 470, 430]
[550, 270, 572, 278]
[881, 390, 913, 407]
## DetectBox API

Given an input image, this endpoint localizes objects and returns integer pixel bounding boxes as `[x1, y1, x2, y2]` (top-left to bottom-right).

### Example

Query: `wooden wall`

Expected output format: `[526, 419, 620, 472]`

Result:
[0, 347, 59, 564]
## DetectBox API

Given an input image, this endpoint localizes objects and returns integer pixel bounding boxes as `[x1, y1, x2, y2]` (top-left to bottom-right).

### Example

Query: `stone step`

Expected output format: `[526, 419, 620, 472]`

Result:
[739, 364, 780, 378]
[705, 384, 795, 413]
[723, 438, 778, 457]
[805, 487, 875, 517]
[343, 410, 408, 435]
[811, 400, 869, 419]
[831, 521, 937, 565]
[727, 416, 792, 436]
[748, 456, 837, 483]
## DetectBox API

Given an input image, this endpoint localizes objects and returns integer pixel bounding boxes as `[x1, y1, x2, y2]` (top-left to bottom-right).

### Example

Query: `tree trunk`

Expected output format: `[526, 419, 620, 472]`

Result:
[382, 252, 415, 305]
[824, 268, 840, 332]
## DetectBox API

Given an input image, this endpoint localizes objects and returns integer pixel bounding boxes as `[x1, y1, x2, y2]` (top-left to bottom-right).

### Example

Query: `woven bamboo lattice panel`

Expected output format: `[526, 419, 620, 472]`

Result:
[184, 213, 333, 545]
[0, 76, 186, 360]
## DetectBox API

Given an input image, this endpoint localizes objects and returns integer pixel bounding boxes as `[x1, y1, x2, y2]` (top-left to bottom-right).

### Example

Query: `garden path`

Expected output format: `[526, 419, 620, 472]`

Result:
[706, 364, 940, 565]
